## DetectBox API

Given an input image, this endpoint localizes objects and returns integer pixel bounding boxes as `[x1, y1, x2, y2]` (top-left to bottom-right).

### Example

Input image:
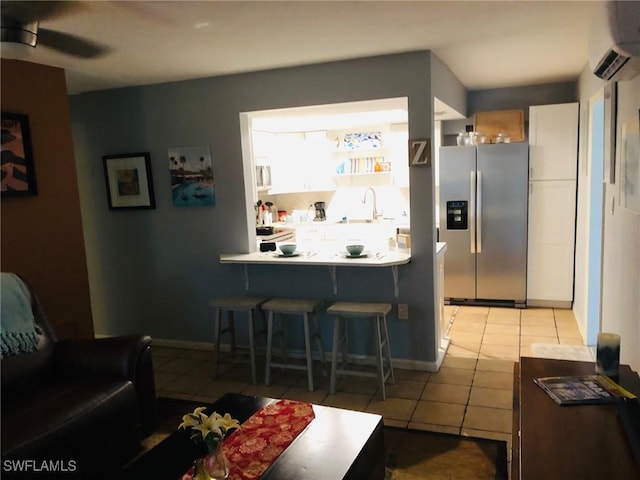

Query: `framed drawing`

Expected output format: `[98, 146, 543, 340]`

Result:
[619, 112, 640, 215]
[1, 112, 37, 196]
[603, 82, 617, 184]
[168, 145, 215, 207]
[103, 152, 155, 210]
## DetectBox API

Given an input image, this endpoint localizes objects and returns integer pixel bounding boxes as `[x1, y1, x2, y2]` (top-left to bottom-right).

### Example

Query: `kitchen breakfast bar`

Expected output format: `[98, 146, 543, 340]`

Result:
[220, 248, 415, 297]
[220, 242, 447, 297]
[219, 242, 449, 371]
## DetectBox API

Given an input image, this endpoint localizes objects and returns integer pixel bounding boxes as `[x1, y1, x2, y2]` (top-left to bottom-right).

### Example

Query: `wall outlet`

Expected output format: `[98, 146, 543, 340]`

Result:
[397, 303, 409, 320]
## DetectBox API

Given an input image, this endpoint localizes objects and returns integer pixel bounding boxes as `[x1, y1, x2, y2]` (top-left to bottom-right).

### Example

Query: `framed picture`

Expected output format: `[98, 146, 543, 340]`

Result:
[168, 145, 215, 207]
[619, 112, 640, 215]
[103, 152, 155, 210]
[603, 82, 617, 184]
[1, 112, 37, 196]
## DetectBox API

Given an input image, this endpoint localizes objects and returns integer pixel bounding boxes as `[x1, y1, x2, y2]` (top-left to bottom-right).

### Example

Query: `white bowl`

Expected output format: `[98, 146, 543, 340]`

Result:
[279, 243, 297, 255]
[346, 244, 364, 256]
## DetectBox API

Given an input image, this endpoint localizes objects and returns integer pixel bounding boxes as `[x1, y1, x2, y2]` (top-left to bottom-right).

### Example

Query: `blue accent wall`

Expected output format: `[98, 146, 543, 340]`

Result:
[70, 51, 466, 364]
[69, 50, 585, 366]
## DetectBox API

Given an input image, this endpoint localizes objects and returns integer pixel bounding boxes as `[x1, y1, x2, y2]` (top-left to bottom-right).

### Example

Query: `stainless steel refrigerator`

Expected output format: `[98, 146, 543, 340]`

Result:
[439, 143, 529, 306]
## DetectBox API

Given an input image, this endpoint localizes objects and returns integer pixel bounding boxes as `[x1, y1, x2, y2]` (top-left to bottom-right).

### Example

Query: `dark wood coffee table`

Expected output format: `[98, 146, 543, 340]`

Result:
[120, 393, 385, 479]
[512, 357, 640, 480]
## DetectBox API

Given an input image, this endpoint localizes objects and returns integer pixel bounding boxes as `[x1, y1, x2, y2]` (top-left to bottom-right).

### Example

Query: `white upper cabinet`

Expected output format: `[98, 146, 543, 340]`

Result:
[257, 123, 407, 194]
[252, 130, 276, 165]
[529, 103, 579, 181]
[269, 131, 335, 194]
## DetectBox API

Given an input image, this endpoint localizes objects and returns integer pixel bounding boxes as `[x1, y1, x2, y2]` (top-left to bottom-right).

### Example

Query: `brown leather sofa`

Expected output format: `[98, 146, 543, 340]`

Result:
[1, 278, 157, 478]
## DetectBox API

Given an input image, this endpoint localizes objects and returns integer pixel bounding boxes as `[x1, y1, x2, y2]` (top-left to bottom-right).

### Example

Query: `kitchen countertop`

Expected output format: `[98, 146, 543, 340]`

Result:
[221, 242, 446, 266]
[220, 248, 411, 267]
[220, 248, 408, 297]
[220, 243, 446, 297]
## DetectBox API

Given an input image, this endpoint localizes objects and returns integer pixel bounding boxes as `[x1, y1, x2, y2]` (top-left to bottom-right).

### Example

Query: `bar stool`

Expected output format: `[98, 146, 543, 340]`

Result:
[326, 302, 395, 400]
[263, 298, 327, 392]
[209, 296, 269, 384]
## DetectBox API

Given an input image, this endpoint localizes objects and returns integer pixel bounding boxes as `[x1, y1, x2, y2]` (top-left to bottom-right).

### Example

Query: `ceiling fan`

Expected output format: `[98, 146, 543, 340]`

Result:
[1, 1, 109, 59]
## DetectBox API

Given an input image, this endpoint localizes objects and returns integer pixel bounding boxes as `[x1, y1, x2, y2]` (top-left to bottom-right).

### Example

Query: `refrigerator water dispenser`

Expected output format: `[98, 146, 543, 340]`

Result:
[446, 201, 468, 230]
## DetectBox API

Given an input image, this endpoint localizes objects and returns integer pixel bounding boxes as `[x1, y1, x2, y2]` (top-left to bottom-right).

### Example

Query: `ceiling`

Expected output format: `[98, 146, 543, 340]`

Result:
[1, 1, 602, 96]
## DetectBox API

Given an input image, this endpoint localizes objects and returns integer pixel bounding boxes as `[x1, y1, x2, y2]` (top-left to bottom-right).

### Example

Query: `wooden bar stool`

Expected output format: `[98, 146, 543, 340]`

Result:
[209, 296, 269, 384]
[326, 302, 394, 400]
[263, 298, 327, 392]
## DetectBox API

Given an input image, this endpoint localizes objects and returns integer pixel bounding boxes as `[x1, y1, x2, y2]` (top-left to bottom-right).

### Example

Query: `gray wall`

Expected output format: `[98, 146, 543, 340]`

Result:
[576, 67, 640, 371]
[468, 81, 577, 116]
[430, 52, 467, 116]
[442, 81, 577, 140]
[70, 51, 462, 364]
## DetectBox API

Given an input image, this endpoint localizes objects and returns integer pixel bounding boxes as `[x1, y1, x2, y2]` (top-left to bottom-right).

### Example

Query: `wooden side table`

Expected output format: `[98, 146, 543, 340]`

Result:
[512, 357, 640, 480]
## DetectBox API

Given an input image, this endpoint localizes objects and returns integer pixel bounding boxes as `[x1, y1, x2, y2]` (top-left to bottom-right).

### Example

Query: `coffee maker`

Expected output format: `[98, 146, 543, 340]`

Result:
[313, 202, 326, 221]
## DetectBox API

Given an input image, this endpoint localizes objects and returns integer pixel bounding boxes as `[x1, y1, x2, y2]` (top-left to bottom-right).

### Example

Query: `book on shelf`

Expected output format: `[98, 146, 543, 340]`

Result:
[533, 374, 637, 406]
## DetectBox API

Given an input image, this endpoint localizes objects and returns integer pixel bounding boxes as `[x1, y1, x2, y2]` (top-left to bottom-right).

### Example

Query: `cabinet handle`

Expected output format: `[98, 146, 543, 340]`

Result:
[530, 183, 533, 194]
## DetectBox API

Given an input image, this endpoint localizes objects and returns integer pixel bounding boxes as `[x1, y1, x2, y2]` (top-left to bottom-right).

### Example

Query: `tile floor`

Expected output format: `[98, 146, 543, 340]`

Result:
[153, 305, 583, 456]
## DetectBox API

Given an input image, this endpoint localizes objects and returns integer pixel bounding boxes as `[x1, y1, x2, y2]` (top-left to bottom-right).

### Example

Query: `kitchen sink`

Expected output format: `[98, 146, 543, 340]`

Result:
[340, 218, 397, 224]
[342, 219, 375, 224]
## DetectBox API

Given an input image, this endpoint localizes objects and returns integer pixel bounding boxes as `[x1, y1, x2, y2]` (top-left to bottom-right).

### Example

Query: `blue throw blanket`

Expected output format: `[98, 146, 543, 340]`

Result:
[1, 273, 42, 356]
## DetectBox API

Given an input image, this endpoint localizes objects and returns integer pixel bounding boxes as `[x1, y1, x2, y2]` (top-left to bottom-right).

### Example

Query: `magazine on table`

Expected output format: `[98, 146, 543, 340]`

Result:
[534, 374, 637, 406]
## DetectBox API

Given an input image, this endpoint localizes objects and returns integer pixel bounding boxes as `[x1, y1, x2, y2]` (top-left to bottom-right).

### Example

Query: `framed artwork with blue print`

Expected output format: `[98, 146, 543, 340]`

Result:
[168, 145, 215, 207]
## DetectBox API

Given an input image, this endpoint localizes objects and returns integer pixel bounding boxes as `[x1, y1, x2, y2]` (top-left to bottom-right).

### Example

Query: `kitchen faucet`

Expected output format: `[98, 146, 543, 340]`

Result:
[362, 187, 381, 220]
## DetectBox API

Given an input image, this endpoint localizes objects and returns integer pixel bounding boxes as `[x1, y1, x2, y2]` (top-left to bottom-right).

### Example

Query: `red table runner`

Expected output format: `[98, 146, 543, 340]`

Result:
[181, 399, 315, 480]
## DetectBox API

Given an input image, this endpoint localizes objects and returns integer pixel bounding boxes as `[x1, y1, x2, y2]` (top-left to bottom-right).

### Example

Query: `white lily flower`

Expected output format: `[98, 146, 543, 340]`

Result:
[178, 406, 208, 430]
[221, 413, 241, 431]
[177, 406, 240, 453]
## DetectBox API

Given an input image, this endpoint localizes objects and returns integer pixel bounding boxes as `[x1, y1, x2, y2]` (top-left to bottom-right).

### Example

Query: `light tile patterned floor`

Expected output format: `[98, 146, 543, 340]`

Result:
[153, 306, 583, 452]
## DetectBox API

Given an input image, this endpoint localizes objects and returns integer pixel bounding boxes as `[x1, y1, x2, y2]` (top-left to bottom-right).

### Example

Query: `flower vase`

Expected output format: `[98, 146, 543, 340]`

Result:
[193, 445, 229, 480]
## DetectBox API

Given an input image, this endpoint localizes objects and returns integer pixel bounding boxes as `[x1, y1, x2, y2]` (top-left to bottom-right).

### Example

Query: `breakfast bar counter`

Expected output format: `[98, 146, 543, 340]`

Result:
[219, 243, 445, 297]
[220, 249, 411, 267]
[220, 248, 412, 297]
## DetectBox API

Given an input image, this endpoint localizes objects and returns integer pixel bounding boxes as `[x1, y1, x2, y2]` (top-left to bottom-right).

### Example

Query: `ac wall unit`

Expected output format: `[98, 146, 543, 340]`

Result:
[588, 0, 640, 81]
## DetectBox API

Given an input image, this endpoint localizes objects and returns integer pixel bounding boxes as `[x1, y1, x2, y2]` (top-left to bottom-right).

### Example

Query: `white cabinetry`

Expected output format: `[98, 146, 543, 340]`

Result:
[252, 130, 276, 164]
[256, 124, 408, 194]
[527, 180, 577, 304]
[527, 103, 579, 307]
[269, 132, 335, 194]
[529, 103, 579, 181]
[435, 242, 449, 369]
